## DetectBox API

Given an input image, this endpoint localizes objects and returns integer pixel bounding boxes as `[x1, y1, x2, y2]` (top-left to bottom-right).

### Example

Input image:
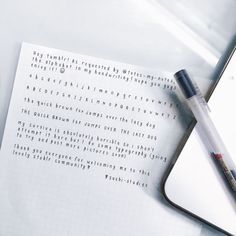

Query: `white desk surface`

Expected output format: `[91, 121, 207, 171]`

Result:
[0, 0, 236, 235]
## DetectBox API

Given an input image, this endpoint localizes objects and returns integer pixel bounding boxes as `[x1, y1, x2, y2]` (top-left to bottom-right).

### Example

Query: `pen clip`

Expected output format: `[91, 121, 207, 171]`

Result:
[193, 81, 211, 113]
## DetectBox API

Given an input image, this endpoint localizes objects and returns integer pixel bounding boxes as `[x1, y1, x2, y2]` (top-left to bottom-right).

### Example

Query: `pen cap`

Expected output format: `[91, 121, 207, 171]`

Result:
[174, 70, 197, 99]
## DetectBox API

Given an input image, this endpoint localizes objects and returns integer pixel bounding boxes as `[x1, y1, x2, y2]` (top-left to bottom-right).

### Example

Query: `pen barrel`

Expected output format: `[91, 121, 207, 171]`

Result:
[216, 158, 236, 191]
[188, 96, 225, 154]
[187, 96, 236, 191]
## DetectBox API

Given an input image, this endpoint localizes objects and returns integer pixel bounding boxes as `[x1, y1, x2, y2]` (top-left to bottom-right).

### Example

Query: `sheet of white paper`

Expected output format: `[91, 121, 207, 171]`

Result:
[0, 43, 201, 236]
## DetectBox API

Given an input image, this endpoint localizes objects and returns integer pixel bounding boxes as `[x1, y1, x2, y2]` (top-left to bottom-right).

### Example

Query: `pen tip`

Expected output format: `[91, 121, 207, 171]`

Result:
[174, 69, 197, 99]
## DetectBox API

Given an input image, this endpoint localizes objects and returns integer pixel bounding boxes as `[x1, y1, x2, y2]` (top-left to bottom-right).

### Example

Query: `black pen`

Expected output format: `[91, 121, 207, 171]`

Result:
[175, 69, 236, 192]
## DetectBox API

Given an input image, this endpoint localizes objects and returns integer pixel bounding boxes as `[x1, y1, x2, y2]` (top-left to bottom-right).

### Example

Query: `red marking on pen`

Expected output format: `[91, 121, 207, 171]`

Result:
[213, 154, 223, 160]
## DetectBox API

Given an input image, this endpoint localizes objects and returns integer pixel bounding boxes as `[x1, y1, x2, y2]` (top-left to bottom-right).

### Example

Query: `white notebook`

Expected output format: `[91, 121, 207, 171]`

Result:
[0, 43, 201, 236]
